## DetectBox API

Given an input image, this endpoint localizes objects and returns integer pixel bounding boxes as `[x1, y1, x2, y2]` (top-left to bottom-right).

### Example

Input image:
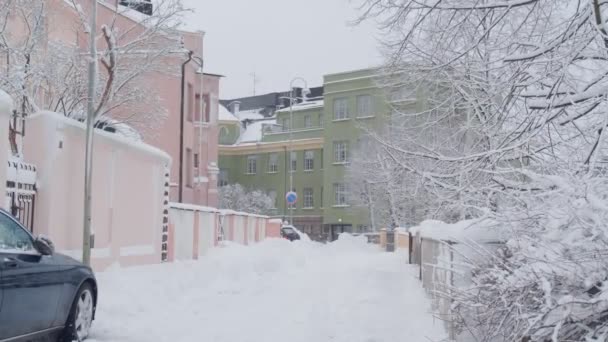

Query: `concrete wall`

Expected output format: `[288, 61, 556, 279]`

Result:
[0, 90, 12, 209]
[23, 112, 170, 271]
[167, 204, 281, 261]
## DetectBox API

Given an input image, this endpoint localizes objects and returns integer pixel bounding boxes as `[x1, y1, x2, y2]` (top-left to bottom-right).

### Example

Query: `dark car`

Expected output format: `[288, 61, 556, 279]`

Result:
[0, 209, 97, 342]
[280, 225, 301, 241]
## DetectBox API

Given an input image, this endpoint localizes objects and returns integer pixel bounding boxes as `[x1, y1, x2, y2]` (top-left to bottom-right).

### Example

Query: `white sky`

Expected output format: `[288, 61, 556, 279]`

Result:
[181, 0, 382, 99]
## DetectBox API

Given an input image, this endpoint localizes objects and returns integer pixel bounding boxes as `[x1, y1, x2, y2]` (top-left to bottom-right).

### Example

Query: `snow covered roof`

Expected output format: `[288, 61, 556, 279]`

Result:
[275, 100, 324, 113]
[236, 108, 265, 121]
[237, 119, 276, 144]
[219, 105, 239, 122]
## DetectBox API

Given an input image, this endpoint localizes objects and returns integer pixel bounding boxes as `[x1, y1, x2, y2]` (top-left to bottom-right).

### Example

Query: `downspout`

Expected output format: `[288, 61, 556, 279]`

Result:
[179, 50, 193, 203]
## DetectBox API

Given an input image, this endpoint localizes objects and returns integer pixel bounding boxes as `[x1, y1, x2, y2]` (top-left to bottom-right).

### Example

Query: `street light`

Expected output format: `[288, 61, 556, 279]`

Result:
[287, 77, 309, 227]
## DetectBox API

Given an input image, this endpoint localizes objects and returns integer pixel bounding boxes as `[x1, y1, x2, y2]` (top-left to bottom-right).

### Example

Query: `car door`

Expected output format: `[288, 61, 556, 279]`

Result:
[0, 211, 63, 339]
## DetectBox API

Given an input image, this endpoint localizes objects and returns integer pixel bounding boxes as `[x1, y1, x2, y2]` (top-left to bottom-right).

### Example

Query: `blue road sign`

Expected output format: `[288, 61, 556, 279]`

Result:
[286, 191, 297, 205]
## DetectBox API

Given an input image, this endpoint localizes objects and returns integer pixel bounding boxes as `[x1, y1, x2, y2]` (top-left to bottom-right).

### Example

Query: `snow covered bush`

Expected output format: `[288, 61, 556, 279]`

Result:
[449, 173, 608, 342]
[218, 184, 274, 215]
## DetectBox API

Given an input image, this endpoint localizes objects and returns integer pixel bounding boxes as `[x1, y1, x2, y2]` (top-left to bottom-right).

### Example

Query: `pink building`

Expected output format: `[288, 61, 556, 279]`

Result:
[10, 0, 221, 207]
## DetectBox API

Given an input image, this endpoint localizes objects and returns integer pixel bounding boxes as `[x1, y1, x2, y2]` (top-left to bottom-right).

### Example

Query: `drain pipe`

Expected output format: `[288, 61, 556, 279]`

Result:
[179, 50, 193, 203]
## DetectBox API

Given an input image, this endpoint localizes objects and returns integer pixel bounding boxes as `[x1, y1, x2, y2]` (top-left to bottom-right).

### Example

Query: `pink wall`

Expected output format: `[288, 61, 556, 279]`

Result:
[23, 112, 170, 271]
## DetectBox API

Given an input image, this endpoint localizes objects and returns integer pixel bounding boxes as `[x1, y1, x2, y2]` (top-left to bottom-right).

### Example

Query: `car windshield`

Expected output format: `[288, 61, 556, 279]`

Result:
[282, 227, 296, 234]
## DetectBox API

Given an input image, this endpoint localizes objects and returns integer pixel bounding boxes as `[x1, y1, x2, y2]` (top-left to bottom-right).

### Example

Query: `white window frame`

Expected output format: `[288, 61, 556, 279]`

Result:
[356, 95, 373, 117]
[333, 141, 349, 164]
[303, 188, 314, 209]
[333, 183, 348, 206]
[246, 155, 257, 174]
[268, 153, 279, 173]
[304, 114, 312, 128]
[333, 98, 349, 120]
[290, 151, 297, 172]
[304, 150, 314, 171]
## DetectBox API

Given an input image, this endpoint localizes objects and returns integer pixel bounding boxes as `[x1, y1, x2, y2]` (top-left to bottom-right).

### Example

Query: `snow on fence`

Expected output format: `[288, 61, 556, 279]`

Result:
[0, 90, 12, 213]
[406, 220, 505, 340]
[166, 204, 282, 262]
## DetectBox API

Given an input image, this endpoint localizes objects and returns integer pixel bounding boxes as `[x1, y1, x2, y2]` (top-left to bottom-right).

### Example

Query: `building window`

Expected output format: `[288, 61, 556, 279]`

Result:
[304, 150, 314, 171]
[218, 169, 228, 187]
[203, 94, 210, 122]
[303, 188, 314, 208]
[187, 83, 194, 122]
[333, 141, 349, 163]
[268, 153, 279, 173]
[320, 149, 324, 169]
[282, 117, 290, 132]
[246, 155, 257, 174]
[334, 183, 348, 206]
[357, 225, 371, 233]
[333, 98, 349, 120]
[193, 153, 199, 168]
[290, 151, 297, 172]
[357, 95, 373, 117]
[186, 148, 193, 187]
[319, 113, 324, 127]
[304, 114, 312, 128]
[268, 190, 277, 209]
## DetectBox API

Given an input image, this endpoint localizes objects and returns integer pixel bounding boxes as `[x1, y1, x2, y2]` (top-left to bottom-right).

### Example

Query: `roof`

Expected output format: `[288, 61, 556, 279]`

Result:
[236, 109, 265, 121]
[237, 119, 276, 144]
[275, 100, 324, 113]
[219, 105, 239, 122]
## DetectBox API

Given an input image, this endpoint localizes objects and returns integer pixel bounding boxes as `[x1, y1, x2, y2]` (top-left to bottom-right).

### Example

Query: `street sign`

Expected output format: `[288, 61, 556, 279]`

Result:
[286, 191, 297, 205]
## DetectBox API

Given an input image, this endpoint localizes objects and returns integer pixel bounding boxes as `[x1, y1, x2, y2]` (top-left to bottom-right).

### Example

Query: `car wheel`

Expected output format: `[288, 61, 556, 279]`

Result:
[61, 283, 95, 342]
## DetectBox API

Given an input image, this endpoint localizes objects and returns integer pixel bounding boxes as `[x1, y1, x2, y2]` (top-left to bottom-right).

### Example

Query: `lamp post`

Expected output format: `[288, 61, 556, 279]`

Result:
[287, 77, 308, 227]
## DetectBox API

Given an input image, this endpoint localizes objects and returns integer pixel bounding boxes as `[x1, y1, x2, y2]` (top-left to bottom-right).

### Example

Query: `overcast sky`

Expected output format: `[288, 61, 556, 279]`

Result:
[181, 0, 382, 99]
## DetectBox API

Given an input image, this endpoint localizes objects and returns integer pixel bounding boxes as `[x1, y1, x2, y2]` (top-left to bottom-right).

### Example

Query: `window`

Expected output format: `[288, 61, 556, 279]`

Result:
[320, 149, 324, 169]
[268, 190, 277, 209]
[357, 225, 371, 233]
[0, 212, 35, 252]
[290, 152, 297, 172]
[303, 188, 314, 208]
[304, 114, 312, 128]
[268, 153, 279, 173]
[246, 155, 257, 174]
[357, 95, 373, 117]
[193, 153, 199, 169]
[333, 141, 349, 163]
[203, 94, 210, 122]
[282, 117, 290, 132]
[187, 83, 194, 122]
[334, 183, 348, 206]
[319, 113, 324, 127]
[218, 169, 229, 187]
[333, 98, 349, 120]
[186, 148, 193, 187]
[304, 150, 314, 171]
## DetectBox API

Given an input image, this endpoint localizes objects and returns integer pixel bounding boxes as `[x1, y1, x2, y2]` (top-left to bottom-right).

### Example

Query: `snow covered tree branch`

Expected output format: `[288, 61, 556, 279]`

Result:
[218, 184, 275, 216]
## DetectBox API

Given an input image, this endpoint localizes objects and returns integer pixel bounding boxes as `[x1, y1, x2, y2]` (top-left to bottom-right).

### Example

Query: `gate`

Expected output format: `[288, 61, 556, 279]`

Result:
[6, 159, 37, 232]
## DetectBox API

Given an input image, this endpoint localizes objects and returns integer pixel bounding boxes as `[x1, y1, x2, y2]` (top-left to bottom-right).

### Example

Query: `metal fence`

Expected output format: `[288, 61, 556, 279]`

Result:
[6, 181, 36, 232]
[408, 231, 505, 340]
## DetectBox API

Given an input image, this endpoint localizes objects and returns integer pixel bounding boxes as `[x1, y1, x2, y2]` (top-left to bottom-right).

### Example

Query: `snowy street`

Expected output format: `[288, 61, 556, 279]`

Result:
[89, 236, 445, 342]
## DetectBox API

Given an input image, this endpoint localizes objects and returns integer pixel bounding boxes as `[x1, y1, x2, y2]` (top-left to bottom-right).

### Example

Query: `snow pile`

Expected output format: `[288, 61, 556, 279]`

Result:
[411, 218, 503, 242]
[89, 237, 446, 342]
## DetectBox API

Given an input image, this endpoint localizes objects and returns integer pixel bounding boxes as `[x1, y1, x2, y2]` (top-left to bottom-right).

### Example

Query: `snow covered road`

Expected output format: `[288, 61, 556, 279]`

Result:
[89, 236, 445, 342]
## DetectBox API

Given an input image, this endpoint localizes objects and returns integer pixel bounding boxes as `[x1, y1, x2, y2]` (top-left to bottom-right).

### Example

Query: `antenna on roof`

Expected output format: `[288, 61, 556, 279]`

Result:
[249, 72, 260, 96]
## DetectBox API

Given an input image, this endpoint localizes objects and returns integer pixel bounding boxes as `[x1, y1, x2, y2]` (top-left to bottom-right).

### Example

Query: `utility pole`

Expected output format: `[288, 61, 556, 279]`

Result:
[83, 0, 98, 266]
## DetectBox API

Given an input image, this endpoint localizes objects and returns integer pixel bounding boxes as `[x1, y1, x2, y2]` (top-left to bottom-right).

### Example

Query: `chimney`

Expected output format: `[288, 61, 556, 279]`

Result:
[119, 0, 153, 15]
[231, 101, 241, 114]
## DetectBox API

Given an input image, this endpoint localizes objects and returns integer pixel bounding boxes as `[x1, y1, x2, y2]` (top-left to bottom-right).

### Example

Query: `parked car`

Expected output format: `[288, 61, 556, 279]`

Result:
[280, 225, 301, 241]
[0, 209, 97, 342]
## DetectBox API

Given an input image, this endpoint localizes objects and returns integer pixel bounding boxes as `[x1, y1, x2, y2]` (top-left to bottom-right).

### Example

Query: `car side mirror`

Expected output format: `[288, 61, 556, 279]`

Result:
[34, 235, 55, 256]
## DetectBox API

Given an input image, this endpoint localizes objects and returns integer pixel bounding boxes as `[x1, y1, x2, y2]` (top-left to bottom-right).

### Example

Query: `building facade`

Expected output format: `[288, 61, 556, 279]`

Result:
[218, 68, 391, 241]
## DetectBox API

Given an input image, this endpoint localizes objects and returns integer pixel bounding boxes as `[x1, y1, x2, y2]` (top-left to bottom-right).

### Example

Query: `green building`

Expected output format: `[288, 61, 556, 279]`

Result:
[218, 68, 391, 241]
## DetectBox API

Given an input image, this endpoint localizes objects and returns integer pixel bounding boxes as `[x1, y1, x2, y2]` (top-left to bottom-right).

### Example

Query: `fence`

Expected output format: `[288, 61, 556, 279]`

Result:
[5, 158, 37, 232]
[166, 204, 282, 262]
[407, 226, 504, 340]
